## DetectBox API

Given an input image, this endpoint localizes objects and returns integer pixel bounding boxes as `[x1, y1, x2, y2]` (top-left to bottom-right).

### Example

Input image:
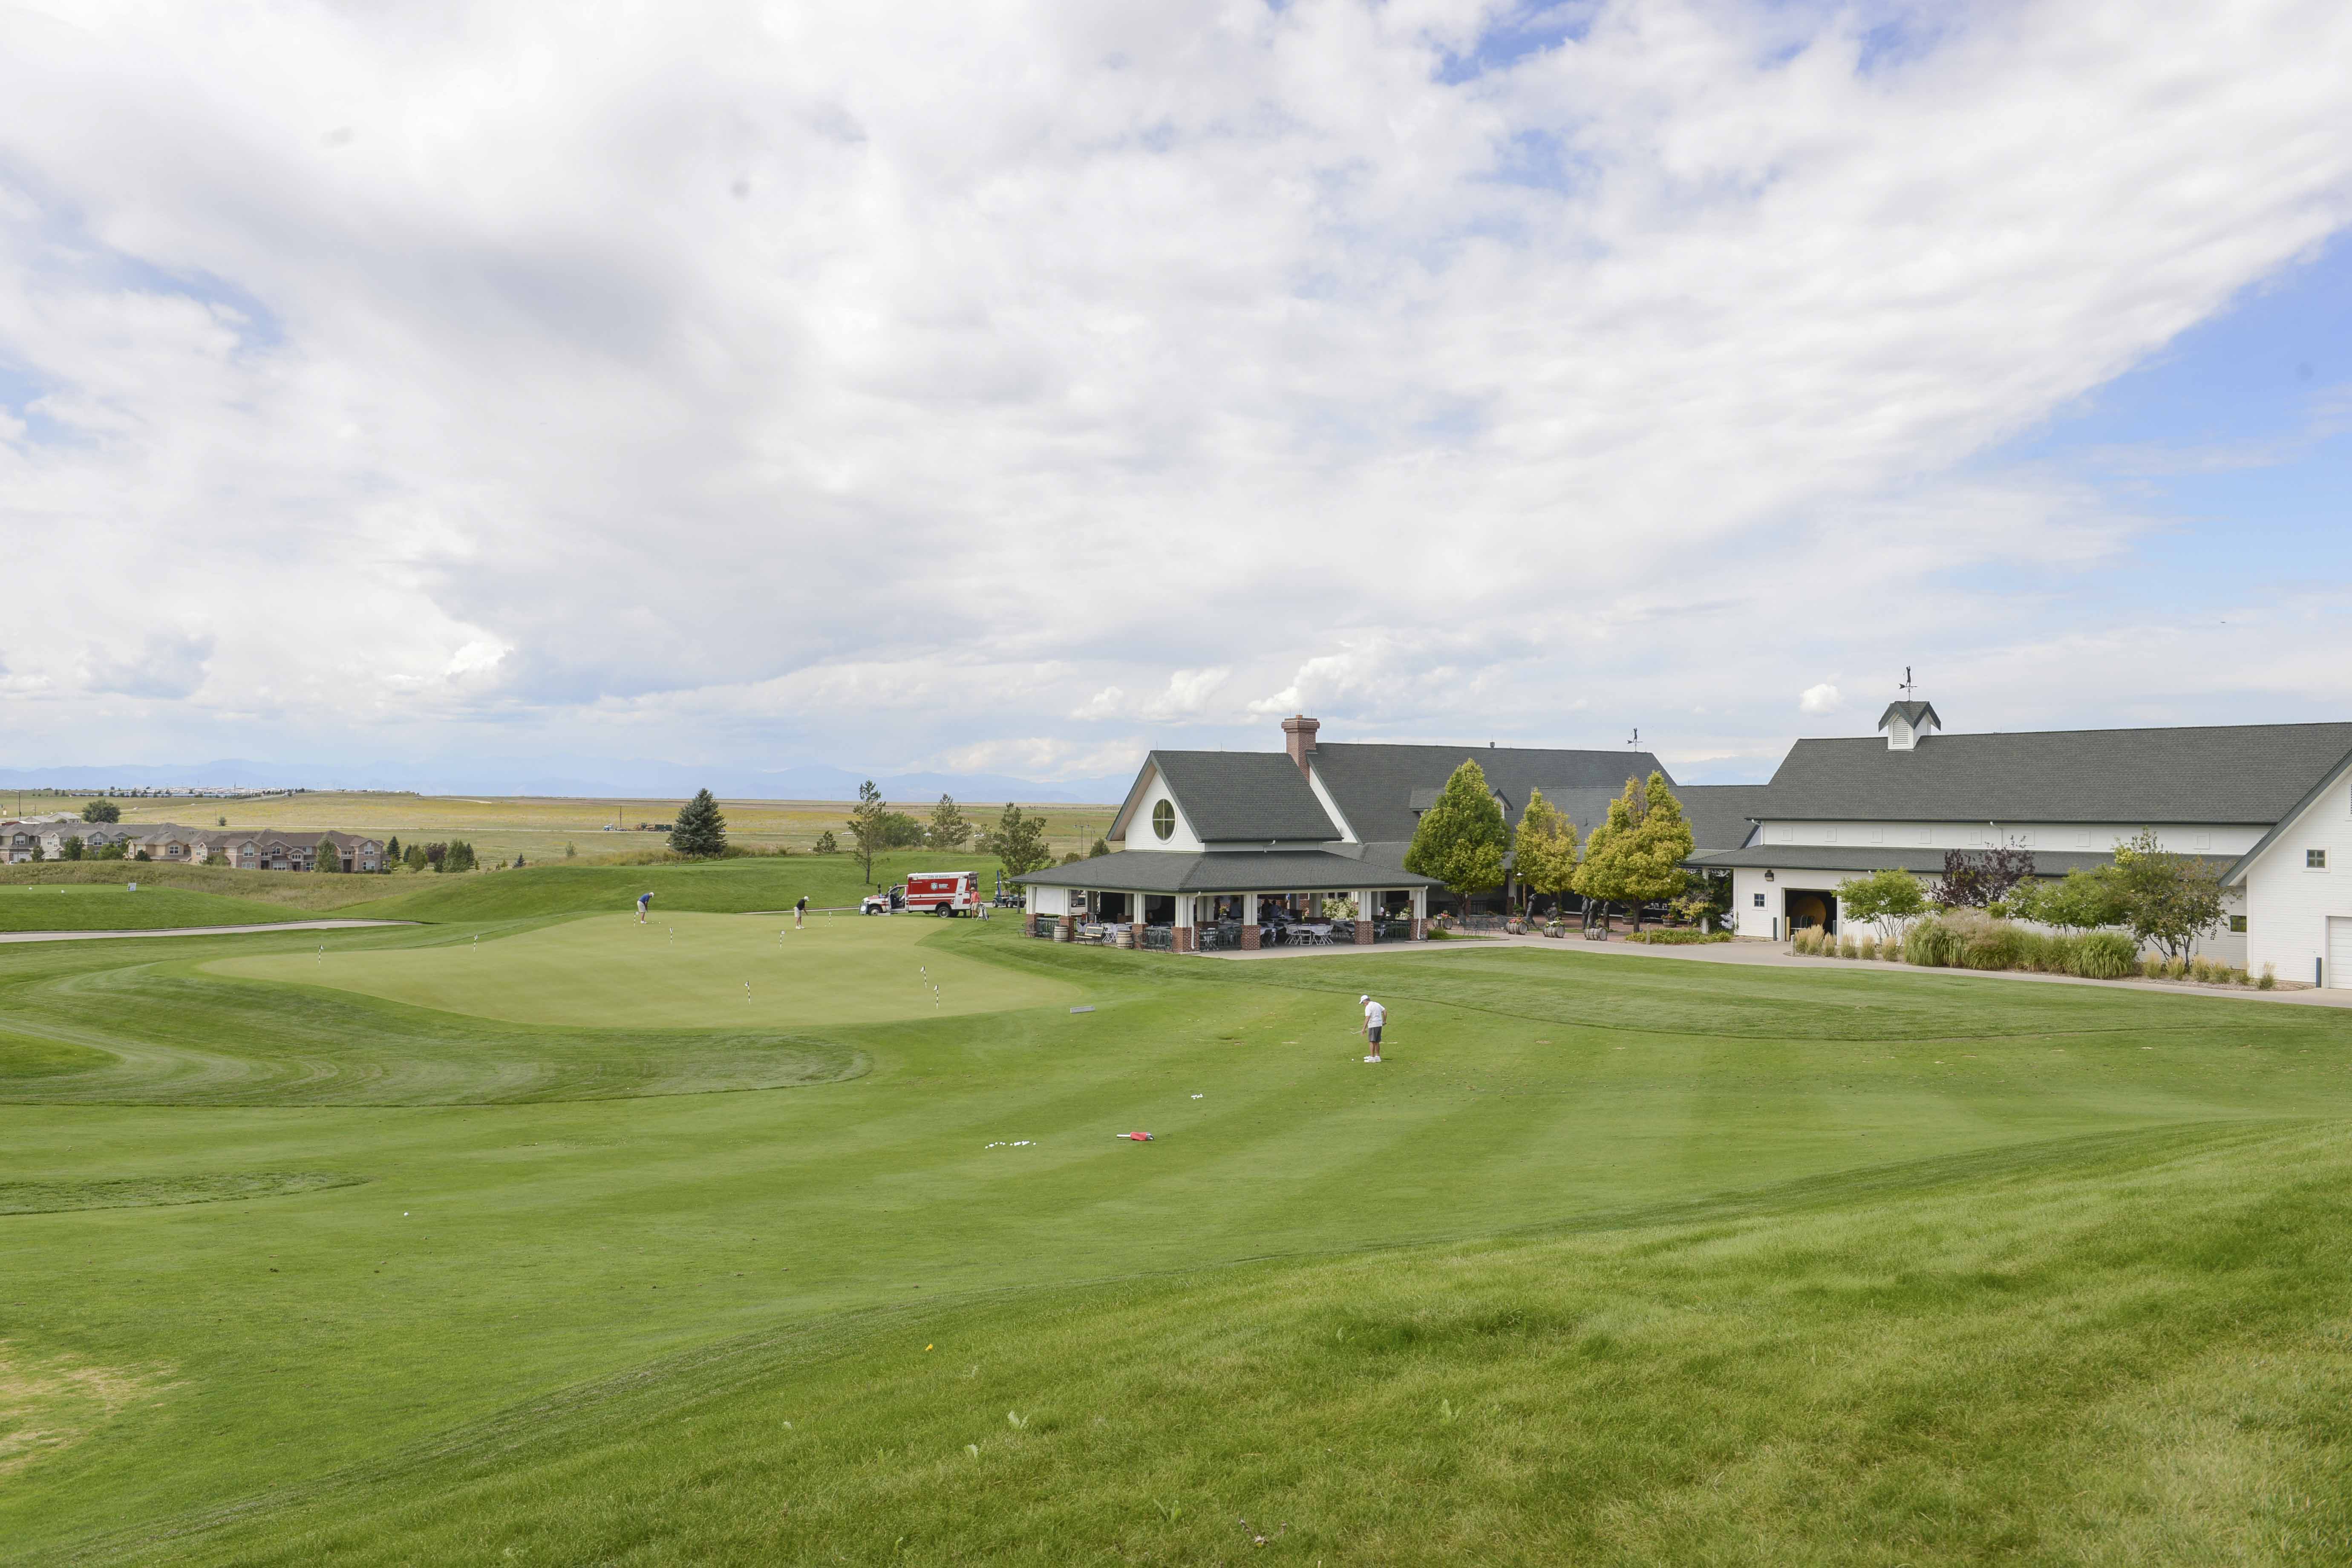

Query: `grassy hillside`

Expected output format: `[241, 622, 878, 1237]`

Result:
[0, 883, 306, 932]
[334, 850, 1008, 921]
[136, 1124, 2352, 1567]
[4, 926, 2349, 1563]
[0, 850, 1012, 925]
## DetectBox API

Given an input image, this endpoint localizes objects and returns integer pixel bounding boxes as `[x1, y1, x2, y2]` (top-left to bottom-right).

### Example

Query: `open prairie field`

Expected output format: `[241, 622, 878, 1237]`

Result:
[8, 790, 1122, 868]
[4, 911, 2350, 1565]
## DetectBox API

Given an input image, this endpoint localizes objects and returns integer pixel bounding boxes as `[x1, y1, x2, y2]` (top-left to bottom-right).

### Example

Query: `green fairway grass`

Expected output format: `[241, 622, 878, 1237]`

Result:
[0, 849, 1016, 922]
[0, 882, 303, 932]
[208, 912, 1077, 1029]
[3, 928, 2349, 1564]
[335, 850, 1005, 922]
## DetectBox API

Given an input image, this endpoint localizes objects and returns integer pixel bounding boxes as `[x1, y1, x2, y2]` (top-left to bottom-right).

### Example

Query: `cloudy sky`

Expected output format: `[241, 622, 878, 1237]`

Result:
[2, 0, 2348, 792]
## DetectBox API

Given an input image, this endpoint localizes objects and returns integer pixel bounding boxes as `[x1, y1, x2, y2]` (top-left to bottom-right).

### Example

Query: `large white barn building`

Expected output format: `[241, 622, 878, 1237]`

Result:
[1692, 702, 2352, 984]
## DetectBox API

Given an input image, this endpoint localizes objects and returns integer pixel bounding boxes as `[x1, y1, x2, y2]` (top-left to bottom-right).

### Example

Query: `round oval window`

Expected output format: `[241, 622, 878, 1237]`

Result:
[1152, 800, 1175, 841]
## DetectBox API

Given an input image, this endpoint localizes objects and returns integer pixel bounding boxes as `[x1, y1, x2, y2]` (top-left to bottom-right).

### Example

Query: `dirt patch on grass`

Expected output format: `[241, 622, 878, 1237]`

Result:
[0, 1343, 176, 1476]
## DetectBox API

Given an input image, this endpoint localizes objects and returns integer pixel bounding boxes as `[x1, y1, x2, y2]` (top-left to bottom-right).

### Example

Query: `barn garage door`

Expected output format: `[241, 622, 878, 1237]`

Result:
[2332, 917, 2352, 989]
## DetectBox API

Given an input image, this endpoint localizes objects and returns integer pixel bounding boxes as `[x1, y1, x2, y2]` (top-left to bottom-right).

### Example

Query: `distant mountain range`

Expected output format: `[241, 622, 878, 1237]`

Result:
[0, 758, 1131, 805]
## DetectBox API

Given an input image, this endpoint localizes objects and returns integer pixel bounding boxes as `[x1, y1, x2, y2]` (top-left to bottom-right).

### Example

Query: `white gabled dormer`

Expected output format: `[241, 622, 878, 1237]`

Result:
[1107, 760, 1204, 853]
[1878, 700, 1943, 752]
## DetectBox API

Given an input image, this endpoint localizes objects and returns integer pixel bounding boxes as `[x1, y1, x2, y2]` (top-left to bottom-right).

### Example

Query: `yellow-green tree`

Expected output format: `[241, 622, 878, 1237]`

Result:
[1404, 758, 1507, 911]
[1572, 772, 1694, 933]
[1512, 787, 1580, 918]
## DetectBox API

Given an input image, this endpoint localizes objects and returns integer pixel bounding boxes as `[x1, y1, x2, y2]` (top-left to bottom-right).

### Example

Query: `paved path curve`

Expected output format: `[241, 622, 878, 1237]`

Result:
[0, 919, 416, 945]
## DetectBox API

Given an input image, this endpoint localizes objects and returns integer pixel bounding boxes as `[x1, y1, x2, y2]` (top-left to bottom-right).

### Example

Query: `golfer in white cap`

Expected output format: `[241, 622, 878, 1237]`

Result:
[1360, 994, 1385, 1061]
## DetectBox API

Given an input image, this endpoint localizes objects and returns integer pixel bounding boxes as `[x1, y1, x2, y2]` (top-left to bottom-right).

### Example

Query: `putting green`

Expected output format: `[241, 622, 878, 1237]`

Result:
[207, 911, 1075, 1029]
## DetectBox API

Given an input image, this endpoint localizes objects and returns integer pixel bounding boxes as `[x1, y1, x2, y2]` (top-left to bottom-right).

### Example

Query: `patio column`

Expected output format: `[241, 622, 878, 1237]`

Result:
[1410, 885, 1428, 940]
[1355, 888, 1376, 943]
[1174, 893, 1194, 953]
[1242, 891, 1260, 951]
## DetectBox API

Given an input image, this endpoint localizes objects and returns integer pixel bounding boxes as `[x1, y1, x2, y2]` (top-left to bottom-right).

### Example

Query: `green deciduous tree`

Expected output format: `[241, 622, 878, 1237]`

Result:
[1834, 867, 1928, 944]
[2106, 829, 2225, 959]
[1404, 759, 1508, 911]
[928, 794, 971, 851]
[877, 811, 926, 850]
[846, 781, 890, 882]
[82, 798, 120, 823]
[60, 836, 84, 861]
[1511, 787, 1580, 916]
[444, 840, 478, 874]
[2015, 867, 2127, 931]
[669, 789, 729, 858]
[1573, 773, 1694, 934]
[978, 802, 1053, 878]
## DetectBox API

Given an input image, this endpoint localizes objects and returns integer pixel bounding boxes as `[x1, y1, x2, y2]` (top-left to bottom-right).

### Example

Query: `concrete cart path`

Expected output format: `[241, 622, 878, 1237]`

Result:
[0, 919, 417, 945]
[1204, 928, 2352, 1010]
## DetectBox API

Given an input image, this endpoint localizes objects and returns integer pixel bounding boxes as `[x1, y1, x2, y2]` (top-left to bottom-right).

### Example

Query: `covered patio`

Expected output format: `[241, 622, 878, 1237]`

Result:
[1012, 851, 1442, 953]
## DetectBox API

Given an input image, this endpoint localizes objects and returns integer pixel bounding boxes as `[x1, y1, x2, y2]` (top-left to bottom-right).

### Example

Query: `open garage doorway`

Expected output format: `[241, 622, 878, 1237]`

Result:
[1784, 890, 1837, 936]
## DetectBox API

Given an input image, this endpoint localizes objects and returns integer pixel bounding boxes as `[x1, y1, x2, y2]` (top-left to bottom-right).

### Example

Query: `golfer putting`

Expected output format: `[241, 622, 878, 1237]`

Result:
[636, 891, 653, 924]
[794, 896, 808, 930]
[1360, 994, 1385, 1062]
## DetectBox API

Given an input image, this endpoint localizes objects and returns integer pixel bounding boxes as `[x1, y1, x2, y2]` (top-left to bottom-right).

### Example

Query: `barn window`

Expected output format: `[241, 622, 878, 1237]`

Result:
[2310, 849, 2330, 870]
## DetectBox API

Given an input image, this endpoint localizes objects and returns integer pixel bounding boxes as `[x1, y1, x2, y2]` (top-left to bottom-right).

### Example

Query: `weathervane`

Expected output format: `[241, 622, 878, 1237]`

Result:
[1898, 666, 1918, 700]
[1628, 726, 1640, 748]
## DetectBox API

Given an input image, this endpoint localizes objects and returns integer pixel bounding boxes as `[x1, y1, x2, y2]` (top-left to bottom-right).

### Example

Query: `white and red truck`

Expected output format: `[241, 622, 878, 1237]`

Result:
[902, 870, 983, 916]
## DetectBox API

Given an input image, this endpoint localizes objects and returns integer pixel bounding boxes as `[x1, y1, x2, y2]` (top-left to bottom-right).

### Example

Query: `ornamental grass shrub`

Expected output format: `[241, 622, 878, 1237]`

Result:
[2260, 964, 2277, 990]
[1838, 934, 1859, 959]
[1858, 934, 1878, 960]
[2073, 931, 2139, 979]
[1903, 918, 1960, 967]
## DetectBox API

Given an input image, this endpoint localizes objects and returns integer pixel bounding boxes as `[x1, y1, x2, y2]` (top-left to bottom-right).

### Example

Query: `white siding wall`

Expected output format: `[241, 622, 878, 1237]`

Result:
[2243, 766, 2352, 986]
[1122, 767, 1204, 853]
[1752, 821, 2266, 855]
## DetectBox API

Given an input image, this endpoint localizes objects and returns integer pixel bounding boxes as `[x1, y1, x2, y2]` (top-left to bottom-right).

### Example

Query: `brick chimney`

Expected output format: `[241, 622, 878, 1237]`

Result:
[1281, 714, 1320, 776]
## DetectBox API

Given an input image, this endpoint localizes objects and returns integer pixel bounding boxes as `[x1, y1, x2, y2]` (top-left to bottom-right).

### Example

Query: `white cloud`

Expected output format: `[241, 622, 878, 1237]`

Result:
[1075, 667, 1231, 722]
[0, 0, 2346, 780]
[1799, 683, 1845, 716]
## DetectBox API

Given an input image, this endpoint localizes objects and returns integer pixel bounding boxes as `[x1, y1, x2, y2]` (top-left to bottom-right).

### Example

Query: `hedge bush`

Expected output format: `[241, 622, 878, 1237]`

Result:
[1624, 929, 1734, 945]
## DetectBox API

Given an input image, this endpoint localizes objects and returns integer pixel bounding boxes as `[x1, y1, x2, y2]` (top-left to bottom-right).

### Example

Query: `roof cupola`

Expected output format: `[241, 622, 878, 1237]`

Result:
[1878, 700, 1942, 751]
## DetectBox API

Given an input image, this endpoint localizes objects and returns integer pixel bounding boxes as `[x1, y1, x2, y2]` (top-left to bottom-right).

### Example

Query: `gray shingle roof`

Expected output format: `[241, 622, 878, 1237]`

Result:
[1675, 784, 1771, 854]
[1310, 742, 1672, 845]
[1130, 751, 1341, 843]
[1879, 700, 1941, 731]
[1752, 723, 2352, 825]
[1012, 849, 1443, 894]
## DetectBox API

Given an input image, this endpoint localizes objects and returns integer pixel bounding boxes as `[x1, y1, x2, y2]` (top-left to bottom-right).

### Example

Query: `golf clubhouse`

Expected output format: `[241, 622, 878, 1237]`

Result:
[1011, 716, 1756, 951]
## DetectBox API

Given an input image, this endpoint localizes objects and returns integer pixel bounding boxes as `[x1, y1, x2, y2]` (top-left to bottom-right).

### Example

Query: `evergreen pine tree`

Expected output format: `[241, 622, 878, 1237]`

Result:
[845, 781, 888, 882]
[927, 794, 971, 850]
[981, 802, 1053, 877]
[670, 789, 729, 858]
[1403, 759, 1507, 913]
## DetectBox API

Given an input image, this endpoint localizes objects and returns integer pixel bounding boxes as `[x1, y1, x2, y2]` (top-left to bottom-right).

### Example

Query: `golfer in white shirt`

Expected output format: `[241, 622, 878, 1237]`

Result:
[1360, 994, 1386, 1062]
